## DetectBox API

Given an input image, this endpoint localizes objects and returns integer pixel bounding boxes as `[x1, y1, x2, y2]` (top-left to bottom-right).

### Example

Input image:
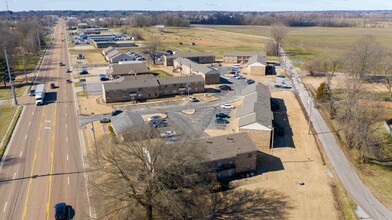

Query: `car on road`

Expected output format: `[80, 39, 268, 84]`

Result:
[148, 115, 161, 122]
[111, 110, 123, 116]
[50, 82, 56, 89]
[246, 79, 255, 85]
[216, 112, 230, 118]
[219, 85, 232, 91]
[282, 84, 292, 89]
[188, 96, 199, 102]
[274, 83, 283, 88]
[235, 75, 246, 80]
[160, 130, 176, 138]
[66, 68, 72, 73]
[59, 62, 65, 66]
[79, 69, 88, 75]
[54, 202, 67, 220]
[29, 89, 35, 96]
[221, 103, 234, 109]
[100, 76, 110, 81]
[152, 120, 168, 128]
[66, 79, 72, 83]
[215, 118, 230, 124]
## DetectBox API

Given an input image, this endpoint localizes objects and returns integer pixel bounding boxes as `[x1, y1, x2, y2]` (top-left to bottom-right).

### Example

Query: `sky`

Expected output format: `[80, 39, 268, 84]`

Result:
[3, 0, 392, 12]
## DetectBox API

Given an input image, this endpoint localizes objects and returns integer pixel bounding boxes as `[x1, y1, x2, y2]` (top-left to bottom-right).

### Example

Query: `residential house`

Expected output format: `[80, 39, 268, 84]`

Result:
[105, 50, 121, 61]
[245, 54, 267, 75]
[223, 52, 264, 63]
[236, 82, 274, 149]
[199, 133, 258, 180]
[109, 53, 134, 63]
[106, 63, 149, 77]
[110, 111, 146, 140]
[102, 46, 116, 56]
[173, 58, 220, 84]
[164, 52, 215, 66]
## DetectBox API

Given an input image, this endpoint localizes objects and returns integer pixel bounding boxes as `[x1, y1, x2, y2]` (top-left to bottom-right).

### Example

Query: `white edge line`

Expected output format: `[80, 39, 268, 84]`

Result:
[13, 173, 16, 180]
[67, 154, 69, 161]
[67, 177, 70, 185]
[3, 201, 7, 213]
[19, 151, 23, 157]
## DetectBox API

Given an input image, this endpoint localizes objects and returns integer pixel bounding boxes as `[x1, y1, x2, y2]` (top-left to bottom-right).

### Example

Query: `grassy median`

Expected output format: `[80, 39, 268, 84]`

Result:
[0, 105, 22, 157]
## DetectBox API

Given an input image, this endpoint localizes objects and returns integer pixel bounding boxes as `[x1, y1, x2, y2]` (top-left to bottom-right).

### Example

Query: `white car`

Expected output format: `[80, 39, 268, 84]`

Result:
[221, 104, 234, 109]
[160, 131, 176, 138]
[188, 96, 198, 102]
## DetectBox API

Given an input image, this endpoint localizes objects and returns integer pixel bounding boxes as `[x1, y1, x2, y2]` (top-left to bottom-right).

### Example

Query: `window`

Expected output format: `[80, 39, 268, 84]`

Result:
[217, 172, 222, 178]
[217, 160, 222, 168]
[228, 158, 233, 164]
[138, 88, 143, 91]
[228, 170, 233, 177]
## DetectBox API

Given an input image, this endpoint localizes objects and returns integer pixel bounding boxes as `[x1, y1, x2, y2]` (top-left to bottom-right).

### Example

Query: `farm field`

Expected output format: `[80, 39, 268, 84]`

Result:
[197, 25, 392, 63]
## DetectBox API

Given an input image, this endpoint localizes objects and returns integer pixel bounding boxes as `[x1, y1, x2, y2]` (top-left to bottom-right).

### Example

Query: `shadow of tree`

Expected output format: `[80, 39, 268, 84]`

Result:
[208, 189, 293, 220]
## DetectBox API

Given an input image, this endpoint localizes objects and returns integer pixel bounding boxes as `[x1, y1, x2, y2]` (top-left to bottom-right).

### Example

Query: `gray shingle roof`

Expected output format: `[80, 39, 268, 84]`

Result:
[165, 52, 215, 59]
[247, 54, 267, 65]
[236, 82, 273, 129]
[200, 133, 258, 162]
[102, 46, 115, 54]
[224, 52, 263, 57]
[157, 75, 204, 85]
[102, 79, 159, 91]
[111, 111, 145, 135]
[174, 58, 220, 75]
[106, 50, 121, 59]
[107, 63, 149, 76]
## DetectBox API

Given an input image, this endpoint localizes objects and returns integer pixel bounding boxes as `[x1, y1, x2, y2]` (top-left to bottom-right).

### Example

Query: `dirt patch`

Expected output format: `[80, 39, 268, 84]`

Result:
[78, 95, 114, 115]
[231, 91, 339, 220]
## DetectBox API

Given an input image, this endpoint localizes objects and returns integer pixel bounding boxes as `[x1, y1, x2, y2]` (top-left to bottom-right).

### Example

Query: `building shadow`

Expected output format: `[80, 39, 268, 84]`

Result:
[257, 151, 284, 173]
[66, 205, 76, 219]
[271, 98, 295, 148]
[220, 77, 233, 84]
[266, 65, 276, 75]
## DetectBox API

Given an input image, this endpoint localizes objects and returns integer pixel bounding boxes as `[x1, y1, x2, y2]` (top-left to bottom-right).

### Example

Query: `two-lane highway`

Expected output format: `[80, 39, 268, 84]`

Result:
[0, 20, 90, 219]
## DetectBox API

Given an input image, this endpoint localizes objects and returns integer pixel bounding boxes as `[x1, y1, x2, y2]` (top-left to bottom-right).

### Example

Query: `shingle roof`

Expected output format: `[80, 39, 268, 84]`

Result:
[165, 52, 215, 59]
[174, 58, 220, 75]
[111, 111, 145, 135]
[110, 53, 133, 61]
[107, 63, 149, 76]
[102, 46, 115, 54]
[224, 52, 264, 57]
[200, 133, 258, 162]
[102, 78, 159, 91]
[237, 82, 273, 130]
[247, 54, 267, 65]
[106, 50, 121, 59]
[157, 75, 204, 85]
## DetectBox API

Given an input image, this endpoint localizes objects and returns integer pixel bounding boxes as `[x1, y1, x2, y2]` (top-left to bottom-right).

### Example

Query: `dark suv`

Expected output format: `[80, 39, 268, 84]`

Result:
[54, 202, 67, 220]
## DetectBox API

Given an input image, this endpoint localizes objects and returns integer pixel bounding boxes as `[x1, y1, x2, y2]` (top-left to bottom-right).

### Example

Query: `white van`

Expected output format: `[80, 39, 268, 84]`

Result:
[232, 64, 241, 69]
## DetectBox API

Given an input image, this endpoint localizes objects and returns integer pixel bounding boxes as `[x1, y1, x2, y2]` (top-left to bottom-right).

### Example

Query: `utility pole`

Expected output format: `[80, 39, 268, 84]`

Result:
[4, 49, 18, 105]
[21, 47, 28, 84]
[37, 29, 41, 51]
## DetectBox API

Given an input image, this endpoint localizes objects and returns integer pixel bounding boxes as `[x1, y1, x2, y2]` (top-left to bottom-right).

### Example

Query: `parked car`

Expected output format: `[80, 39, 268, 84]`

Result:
[100, 76, 110, 81]
[59, 62, 65, 66]
[219, 85, 232, 91]
[66, 79, 72, 83]
[165, 50, 174, 55]
[216, 112, 231, 118]
[160, 130, 176, 138]
[221, 104, 234, 109]
[66, 68, 72, 73]
[79, 69, 88, 75]
[152, 120, 168, 128]
[136, 57, 145, 61]
[148, 115, 161, 122]
[54, 202, 67, 220]
[235, 75, 246, 80]
[246, 79, 255, 85]
[274, 84, 283, 88]
[282, 84, 292, 89]
[100, 117, 111, 123]
[215, 118, 230, 124]
[111, 110, 123, 116]
[188, 96, 199, 102]
[50, 82, 56, 89]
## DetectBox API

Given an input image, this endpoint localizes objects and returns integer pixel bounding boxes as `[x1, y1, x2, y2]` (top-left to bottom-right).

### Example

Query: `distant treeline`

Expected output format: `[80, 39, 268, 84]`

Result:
[2, 10, 392, 28]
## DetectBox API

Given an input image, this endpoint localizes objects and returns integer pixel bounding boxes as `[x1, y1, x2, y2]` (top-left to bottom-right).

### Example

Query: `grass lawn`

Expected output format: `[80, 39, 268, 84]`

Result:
[69, 48, 107, 65]
[150, 70, 172, 78]
[76, 91, 88, 97]
[0, 84, 28, 99]
[0, 106, 17, 144]
[74, 81, 81, 87]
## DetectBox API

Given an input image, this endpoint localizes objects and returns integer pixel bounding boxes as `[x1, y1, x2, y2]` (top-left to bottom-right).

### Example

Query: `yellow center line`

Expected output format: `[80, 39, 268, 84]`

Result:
[46, 24, 63, 220]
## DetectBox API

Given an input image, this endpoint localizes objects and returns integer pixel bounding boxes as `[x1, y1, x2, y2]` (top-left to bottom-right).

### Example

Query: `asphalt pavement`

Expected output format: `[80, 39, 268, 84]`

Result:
[0, 20, 90, 220]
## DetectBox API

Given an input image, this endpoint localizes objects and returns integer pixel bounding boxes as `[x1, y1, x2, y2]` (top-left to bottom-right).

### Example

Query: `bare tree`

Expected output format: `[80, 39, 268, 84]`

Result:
[270, 23, 289, 56]
[379, 49, 392, 100]
[144, 36, 161, 65]
[89, 128, 213, 220]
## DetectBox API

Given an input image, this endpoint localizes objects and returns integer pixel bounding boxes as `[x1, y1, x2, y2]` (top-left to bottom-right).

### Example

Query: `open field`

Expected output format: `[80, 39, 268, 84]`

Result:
[69, 48, 106, 65]
[232, 90, 340, 219]
[197, 25, 392, 63]
[0, 106, 17, 144]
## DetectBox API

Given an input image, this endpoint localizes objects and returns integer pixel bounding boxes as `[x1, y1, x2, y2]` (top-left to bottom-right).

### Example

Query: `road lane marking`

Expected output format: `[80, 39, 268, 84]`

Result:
[20, 151, 23, 157]
[66, 123, 67, 128]
[67, 177, 69, 185]
[28, 121, 31, 126]
[67, 154, 68, 161]
[44, 127, 51, 130]
[31, 112, 34, 115]
[65, 113, 67, 117]
[65, 104, 67, 108]
[3, 201, 7, 213]
[66, 137, 68, 142]
[45, 120, 51, 123]
[25, 135, 27, 140]
[13, 173, 16, 180]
